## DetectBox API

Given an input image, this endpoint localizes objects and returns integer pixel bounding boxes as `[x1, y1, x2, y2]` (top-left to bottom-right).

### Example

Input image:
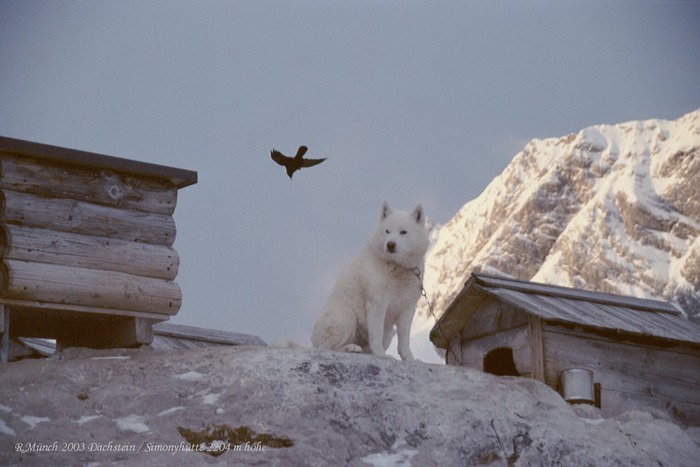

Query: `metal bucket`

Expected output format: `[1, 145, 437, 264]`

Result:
[560, 369, 594, 405]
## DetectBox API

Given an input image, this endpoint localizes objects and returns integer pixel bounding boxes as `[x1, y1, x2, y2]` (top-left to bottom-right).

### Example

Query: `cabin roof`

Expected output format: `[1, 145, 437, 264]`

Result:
[0, 135, 197, 188]
[150, 322, 267, 350]
[430, 273, 700, 348]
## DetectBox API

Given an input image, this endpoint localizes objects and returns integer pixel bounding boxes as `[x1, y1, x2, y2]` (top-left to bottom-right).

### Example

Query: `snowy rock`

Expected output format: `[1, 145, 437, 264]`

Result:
[1, 346, 698, 466]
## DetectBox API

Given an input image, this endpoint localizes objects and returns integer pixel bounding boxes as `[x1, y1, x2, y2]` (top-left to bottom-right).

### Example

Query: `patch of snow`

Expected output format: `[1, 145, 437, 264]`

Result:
[21, 416, 51, 429]
[115, 414, 149, 433]
[581, 417, 606, 426]
[76, 415, 100, 425]
[358, 439, 419, 466]
[0, 418, 16, 437]
[174, 370, 204, 381]
[90, 356, 131, 360]
[157, 406, 184, 417]
[201, 392, 221, 405]
[0, 404, 11, 413]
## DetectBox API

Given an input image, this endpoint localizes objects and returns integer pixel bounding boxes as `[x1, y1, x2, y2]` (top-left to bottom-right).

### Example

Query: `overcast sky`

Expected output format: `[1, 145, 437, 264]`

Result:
[1, 1, 699, 354]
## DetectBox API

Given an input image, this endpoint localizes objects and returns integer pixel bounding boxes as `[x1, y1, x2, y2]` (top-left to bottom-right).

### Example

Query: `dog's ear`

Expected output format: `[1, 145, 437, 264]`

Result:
[381, 201, 393, 220]
[412, 204, 424, 224]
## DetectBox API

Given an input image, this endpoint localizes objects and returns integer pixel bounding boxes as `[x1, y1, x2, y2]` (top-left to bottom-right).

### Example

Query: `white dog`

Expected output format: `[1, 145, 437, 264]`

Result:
[311, 202, 430, 361]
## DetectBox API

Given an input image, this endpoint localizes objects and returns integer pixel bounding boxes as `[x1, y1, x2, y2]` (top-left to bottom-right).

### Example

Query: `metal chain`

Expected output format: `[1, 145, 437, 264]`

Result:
[412, 267, 437, 319]
[411, 266, 457, 364]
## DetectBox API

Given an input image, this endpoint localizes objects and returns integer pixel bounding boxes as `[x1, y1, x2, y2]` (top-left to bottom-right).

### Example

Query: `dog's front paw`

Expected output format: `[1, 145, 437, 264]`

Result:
[342, 344, 363, 353]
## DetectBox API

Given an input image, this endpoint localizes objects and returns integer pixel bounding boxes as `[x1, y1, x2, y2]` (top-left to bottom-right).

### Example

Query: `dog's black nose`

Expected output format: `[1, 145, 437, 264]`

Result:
[386, 241, 396, 253]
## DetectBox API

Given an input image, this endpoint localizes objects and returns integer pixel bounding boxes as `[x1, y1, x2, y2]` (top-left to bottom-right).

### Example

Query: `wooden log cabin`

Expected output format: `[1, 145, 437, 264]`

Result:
[430, 273, 700, 425]
[0, 136, 197, 362]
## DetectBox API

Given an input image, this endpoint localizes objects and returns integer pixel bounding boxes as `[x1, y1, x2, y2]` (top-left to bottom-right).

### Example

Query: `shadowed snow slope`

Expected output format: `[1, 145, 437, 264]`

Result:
[1, 346, 698, 466]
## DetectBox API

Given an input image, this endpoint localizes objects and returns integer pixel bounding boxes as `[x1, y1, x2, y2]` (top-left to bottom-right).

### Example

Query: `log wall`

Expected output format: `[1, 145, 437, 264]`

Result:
[0, 156, 177, 215]
[0, 151, 191, 349]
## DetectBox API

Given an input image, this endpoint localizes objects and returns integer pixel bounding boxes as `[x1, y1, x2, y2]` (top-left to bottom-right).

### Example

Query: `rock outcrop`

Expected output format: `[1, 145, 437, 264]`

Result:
[1, 346, 698, 465]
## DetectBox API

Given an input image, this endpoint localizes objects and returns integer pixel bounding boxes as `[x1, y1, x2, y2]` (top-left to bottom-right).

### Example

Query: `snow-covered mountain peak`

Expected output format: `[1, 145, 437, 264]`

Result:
[415, 109, 700, 354]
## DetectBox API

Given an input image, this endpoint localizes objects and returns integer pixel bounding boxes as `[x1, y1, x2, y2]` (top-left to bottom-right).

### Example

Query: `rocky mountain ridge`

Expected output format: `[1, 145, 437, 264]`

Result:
[418, 109, 700, 334]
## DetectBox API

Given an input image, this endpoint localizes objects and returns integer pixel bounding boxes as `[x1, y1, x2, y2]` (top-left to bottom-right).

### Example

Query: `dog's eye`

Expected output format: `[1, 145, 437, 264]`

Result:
[400, 230, 407, 235]
[386, 229, 390, 234]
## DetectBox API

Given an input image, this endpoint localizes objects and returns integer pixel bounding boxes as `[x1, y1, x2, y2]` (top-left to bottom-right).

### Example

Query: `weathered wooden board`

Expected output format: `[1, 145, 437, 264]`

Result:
[0, 298, 168, 323]
[446, 335, 462, 366]
[0, 259, 181, 315]
[460, 297, 529, 340]
[528, 315, 545, 383]
[0, 155, 178, 215]
[152, 322, 267, 347]
[461, 325, 531, 376]
[0, 224, 179, 280]
[542, 323, 700, 419]
[0, 189, 176, 245]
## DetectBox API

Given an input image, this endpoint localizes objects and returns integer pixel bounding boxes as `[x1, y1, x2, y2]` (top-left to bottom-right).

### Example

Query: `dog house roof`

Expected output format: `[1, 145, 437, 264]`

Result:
[430, 273, 700, 348]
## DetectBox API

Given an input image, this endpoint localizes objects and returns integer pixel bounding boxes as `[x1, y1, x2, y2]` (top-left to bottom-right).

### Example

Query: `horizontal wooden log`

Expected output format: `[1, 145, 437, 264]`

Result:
[0, 189, 176, 245]
[0, 298, 168, 322]
[0, 155, 178, 215]
[0, 224, 179, 280]
[0, 259, 181, 315]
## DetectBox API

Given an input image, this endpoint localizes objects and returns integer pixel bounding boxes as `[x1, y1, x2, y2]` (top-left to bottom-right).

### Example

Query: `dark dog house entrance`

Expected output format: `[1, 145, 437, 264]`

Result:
[483, 347, 520, 376]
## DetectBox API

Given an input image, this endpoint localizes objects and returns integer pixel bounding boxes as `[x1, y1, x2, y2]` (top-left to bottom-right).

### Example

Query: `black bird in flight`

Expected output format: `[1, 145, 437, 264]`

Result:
[270, 145, 327, 179]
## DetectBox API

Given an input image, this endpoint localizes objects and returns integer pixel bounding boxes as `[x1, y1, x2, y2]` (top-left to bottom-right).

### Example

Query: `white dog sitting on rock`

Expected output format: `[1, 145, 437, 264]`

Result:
[311, 202, 430, 361]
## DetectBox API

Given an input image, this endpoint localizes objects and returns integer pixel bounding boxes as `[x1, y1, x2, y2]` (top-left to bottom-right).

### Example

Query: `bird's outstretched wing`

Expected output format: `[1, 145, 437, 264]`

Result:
[270, 149, 292, 166]
[294, 145, 308, 159]
[300, 157, 327, 168]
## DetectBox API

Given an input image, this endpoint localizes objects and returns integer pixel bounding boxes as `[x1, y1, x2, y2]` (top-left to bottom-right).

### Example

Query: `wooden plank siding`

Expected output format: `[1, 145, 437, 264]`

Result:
[459, 300, 533, 377]
[446, 334, 462, 366]
[542, 322, 700, 424]
[528, 315, 545, 383]
[460, 326, 531, 377]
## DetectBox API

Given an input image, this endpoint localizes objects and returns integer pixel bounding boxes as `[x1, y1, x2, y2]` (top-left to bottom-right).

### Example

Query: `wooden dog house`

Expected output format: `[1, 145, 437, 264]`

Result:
[430, 273, 700, 425]
[0, 136, 197, 361]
